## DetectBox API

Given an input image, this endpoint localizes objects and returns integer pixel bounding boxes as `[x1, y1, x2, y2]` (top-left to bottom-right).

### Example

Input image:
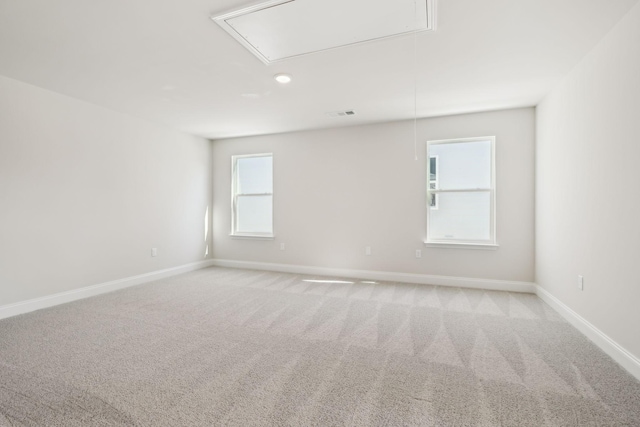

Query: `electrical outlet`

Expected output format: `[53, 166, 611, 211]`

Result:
[151, 248, 158, 257]
[280, 243, 285, 250]
[365, 246, 371, 256]
[415, 249, 422, 258]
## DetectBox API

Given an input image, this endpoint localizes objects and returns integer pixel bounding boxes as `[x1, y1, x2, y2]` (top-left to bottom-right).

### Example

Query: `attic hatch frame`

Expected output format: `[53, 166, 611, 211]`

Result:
[211, 0, 437, 64]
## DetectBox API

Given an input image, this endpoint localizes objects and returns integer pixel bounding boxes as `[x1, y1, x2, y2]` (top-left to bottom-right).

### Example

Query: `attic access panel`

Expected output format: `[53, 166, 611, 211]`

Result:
[213, 0, 436, 64]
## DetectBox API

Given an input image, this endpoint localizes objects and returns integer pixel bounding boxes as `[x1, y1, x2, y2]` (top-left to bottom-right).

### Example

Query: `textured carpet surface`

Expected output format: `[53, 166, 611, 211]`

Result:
[1, 267, 639, 426]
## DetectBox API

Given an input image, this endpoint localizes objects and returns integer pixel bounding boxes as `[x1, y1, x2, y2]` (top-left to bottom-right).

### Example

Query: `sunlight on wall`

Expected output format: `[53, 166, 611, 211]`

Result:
[204, 206, 210, 257]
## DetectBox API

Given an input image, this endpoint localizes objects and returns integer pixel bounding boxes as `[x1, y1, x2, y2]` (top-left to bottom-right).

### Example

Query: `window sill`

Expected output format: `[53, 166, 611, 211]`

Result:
[229, 233, 275, 240]
[424, 242, 499, 250]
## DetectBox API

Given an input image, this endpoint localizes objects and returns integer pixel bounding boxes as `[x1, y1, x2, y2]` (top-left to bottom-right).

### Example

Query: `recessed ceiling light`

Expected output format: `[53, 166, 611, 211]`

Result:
[274, 73, 292, 84]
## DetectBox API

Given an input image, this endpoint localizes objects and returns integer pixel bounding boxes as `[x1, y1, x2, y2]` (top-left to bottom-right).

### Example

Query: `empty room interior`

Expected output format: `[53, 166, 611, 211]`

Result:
[1, 0, 640, 425]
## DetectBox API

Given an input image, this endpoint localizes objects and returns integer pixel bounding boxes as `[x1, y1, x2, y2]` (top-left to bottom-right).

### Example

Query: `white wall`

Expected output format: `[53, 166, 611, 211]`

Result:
[213, 108, 535, 282]
[0, 75, 212, 307]
[536, 2, 640, 359]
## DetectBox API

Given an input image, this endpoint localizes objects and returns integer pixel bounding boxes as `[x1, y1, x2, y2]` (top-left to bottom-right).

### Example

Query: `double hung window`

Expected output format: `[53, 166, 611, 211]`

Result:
[231, 154, 273, 237]
[426, 137, 496, 248]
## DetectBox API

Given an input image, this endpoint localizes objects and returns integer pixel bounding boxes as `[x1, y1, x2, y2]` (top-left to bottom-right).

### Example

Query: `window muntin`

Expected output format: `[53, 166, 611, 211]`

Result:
[426, 137, 496, 246]
[231, 154, 273, 237]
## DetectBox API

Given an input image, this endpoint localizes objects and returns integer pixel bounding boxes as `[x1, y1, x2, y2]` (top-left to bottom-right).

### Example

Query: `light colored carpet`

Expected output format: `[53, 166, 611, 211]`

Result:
[1, 267, 639, 426]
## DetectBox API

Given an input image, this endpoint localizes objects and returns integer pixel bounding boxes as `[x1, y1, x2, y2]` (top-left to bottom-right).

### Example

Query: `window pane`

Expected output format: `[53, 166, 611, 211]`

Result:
[237, 156, 272, 194]
[236, 195, 272, 233]
[429, 156, 437, 182]
[429, 140, 491, 189]
[428, 191, 491, 241]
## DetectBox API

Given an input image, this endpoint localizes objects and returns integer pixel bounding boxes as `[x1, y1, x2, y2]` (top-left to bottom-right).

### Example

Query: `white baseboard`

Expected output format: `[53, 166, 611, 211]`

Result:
[210, 259, 536, 293]
[0, 259, 215, 320]
[536, 285, 640, 381]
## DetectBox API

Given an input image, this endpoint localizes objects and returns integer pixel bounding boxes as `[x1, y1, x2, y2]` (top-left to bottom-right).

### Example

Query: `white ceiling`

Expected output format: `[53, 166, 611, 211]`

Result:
[0, 0, 637, 139]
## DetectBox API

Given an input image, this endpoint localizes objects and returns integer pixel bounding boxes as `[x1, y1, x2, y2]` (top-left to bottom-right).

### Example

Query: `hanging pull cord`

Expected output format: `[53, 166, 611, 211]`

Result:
[413, 0, 418, 161]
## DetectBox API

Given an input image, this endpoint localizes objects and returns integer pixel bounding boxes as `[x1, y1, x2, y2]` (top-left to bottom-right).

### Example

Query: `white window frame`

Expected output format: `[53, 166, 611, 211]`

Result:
[425, 136, 498, 250]
[231, 153, 274, 239]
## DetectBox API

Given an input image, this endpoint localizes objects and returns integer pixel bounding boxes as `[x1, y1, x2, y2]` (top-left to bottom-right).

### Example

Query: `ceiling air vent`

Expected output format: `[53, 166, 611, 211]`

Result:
[212, 0, 436, 64]
[326, 110, 356, 117]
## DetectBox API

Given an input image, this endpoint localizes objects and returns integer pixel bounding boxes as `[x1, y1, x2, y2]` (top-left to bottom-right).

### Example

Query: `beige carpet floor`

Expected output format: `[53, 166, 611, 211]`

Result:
[1, 267, 639, 426]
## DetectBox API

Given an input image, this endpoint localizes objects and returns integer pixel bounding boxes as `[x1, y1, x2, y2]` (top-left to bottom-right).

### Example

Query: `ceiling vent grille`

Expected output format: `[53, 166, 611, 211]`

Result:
[212, 0, 436, 64]
[326, 110, 356, 117]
